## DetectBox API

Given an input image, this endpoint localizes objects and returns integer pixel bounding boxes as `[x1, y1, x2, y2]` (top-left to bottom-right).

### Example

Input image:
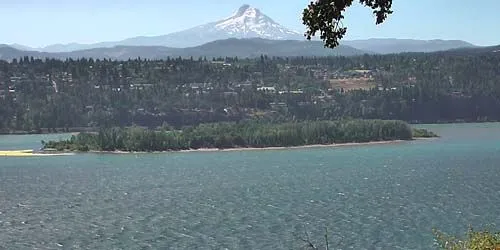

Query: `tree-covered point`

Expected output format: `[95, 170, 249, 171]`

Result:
[412, 128, 439, 138]
[41, 119, 428, 152]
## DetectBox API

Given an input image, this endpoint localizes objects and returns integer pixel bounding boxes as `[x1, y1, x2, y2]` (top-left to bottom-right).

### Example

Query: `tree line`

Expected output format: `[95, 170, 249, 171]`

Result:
[2, 51, 500, 133]
[41, 119, 428, 152]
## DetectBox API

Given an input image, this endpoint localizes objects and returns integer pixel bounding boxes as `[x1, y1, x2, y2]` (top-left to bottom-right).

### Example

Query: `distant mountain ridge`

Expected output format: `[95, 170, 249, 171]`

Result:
[0, 38, 368, 61]
[341, 38, 477, 54]
[2, 38, 496, 62]
[15, 4, 303, 52]
[7, 4, 477, 54]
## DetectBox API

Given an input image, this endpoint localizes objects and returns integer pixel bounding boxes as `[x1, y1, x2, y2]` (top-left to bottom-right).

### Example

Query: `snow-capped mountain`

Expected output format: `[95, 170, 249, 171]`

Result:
[114, 4, 303, 48]
[9, 4, 477, 53]
[18, 4, 304, 52]
[210, 4, 301, 39]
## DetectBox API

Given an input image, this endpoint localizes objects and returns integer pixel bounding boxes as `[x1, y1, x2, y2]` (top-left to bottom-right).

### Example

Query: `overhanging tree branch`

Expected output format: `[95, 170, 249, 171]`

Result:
[302, 0, 393, 48]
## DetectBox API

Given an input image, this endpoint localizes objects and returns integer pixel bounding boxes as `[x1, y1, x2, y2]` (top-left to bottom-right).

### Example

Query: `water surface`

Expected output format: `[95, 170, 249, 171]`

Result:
[0, 124, 499, 249]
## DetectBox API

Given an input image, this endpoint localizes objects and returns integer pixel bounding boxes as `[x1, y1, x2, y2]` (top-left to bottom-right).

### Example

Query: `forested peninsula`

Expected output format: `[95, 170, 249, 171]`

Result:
[41, 120, 437, 152]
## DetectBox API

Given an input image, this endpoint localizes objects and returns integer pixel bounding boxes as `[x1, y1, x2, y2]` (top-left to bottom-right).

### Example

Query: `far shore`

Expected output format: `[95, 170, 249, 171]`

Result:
[0, 120, 495, 136]
[68, 139, 410, 155]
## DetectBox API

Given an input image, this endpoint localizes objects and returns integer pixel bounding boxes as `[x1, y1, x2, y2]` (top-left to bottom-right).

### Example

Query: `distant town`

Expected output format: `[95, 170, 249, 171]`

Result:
[0, 49, 497, 133]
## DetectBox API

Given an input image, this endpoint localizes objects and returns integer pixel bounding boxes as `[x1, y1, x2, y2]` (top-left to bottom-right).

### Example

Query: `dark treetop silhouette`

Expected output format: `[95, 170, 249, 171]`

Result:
[303, 0, 393, 48]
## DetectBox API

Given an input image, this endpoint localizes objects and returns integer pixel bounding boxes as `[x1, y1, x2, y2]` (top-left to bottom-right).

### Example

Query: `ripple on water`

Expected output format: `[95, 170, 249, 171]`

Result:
[0, 126, 500, 249]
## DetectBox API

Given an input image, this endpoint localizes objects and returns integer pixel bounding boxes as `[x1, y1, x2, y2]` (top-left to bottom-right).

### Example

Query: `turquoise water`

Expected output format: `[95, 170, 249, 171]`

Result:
[0, 133, 75, 151]
[0, 124, 499, 249]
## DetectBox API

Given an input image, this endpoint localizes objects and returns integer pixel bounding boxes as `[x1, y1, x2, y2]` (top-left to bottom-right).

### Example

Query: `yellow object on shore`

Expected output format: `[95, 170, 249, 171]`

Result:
[0, 150, 74, 157]
[0, 150, 36, 157]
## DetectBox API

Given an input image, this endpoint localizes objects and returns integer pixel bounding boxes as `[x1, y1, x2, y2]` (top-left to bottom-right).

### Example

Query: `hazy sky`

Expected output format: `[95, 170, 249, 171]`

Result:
[1, 0, 498, 47]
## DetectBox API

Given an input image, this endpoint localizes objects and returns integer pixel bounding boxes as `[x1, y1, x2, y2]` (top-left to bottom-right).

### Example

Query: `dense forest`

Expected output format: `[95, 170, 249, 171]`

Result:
[1, 51, 500, 133]
[41, 119, 427, 152]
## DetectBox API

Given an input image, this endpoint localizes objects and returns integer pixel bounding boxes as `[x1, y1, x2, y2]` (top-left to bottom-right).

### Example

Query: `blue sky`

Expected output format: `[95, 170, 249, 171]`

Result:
[1, 0, 498, 47]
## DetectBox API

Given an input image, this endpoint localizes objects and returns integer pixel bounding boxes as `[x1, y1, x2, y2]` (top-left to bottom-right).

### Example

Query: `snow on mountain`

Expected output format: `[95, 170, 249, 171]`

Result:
[115, 4, 303, 48]
[211, 4, 301, 39]
[9, 4, 477, 53]
[21, 4, 304, 52]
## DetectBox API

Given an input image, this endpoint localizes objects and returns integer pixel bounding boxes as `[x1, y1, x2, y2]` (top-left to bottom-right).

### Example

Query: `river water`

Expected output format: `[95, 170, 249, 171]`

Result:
[0, 124, 498, 249]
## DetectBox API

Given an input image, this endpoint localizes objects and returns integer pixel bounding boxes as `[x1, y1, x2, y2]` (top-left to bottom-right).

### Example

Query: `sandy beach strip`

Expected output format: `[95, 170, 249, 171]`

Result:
[0, 150, 75, 157]
[81, 139, 408, 154]
[178, 140, 406, 153]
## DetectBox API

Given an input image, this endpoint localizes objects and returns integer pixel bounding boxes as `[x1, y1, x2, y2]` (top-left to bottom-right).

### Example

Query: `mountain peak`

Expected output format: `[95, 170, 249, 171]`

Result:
[233, 4, 262, 18]
[12, 5, 303, 51]
[228, 4, 263, 21]
[236, 4, 253, 15]
[212, 5, 300, 40]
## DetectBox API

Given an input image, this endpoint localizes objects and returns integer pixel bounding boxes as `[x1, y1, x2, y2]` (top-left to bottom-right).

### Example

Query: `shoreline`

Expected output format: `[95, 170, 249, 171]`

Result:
[179, 140, 407, 153]
[6, 138, 437, 156]
[81, 139, 409, 155]
[0, 150, 75, 157]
